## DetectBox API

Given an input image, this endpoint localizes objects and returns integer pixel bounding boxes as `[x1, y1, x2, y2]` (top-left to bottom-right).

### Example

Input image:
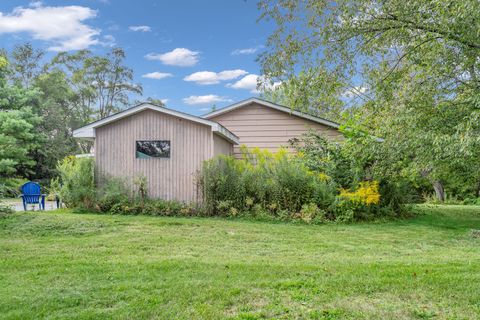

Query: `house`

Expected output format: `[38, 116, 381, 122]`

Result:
[73, 98, 342, 202]
[203, 98, 343, 158]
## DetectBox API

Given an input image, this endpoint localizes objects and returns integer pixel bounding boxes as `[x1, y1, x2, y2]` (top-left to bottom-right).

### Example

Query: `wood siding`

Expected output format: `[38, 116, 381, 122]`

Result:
[208, 102, 343, 157]
[213, 133, 233, 156]
[95, 109, 223, 202]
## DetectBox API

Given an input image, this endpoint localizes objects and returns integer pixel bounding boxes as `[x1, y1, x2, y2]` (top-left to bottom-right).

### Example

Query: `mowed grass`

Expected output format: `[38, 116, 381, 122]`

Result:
[0, 206, 479, 319]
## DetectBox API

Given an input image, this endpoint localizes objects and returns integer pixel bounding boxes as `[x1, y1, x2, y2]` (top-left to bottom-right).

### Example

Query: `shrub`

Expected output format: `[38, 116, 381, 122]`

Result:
[463, 197, 480, 205]
[96, 177, 131, 212]
[57, 156, 95, 209]
[198, 147, 336, 216]
[0, 201, 14, 215]
[299, 203, 326, 223]
[107, 198, 196, 217]
[0, 178, 28, 198]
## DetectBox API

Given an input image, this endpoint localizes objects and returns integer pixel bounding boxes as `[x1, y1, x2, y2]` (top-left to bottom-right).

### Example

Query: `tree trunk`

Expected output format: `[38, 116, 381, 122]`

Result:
[475, 179, 480, 197]
[432, 180, 445, 202]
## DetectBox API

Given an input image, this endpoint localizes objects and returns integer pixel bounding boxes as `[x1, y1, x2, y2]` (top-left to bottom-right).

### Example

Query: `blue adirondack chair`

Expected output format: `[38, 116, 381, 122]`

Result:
[20, 182, 46, 211]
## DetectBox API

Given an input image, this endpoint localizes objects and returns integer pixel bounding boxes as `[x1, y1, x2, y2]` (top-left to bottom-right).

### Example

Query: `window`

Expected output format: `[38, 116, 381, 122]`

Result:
[136, 140, 170, 158]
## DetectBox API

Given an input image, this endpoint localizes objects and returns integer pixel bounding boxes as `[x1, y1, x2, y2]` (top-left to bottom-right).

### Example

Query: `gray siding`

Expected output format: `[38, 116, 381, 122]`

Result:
[208, 102, 343, 157]
[95, 109, 219, 202]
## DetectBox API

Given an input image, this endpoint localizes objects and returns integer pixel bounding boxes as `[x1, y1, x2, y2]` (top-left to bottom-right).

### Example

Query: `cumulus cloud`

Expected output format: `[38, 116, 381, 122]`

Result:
[145, 48, 199, 67]
[129, 25, 151, 32]
[183, 69, 247, 85]
[0, 3, 100, 51]
[182, 95, 231, 105]
[227, 74, 259, 92]
[141, 72, 173, 80]
[231, 47, 259, 55]
[228, 74, 282, 93]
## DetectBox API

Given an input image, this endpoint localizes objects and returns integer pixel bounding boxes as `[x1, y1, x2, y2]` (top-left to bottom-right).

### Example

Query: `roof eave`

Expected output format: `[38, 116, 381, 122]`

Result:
[72, 103, 238, 143]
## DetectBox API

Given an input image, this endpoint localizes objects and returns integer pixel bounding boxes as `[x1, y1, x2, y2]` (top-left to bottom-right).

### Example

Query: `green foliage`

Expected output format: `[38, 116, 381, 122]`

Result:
[0, 54, 42, 178]
[0, 201, 14, 215]
[0, 108, 41, 177]
[261, 67, 346, 122]
[198, 148, 337, 219]
[57, 156, 95, 210]
[133, 174, 148, 202]
[108, 199, 196, 217]
[463, 198, 480, 206]
[0, 178, 28, 198]
[290, 131, 360, 189]
[258, 0, 480, 202]
[1, 44, 144, 183]
[95, 177, 131, 212]
[198, 144, 410, 222]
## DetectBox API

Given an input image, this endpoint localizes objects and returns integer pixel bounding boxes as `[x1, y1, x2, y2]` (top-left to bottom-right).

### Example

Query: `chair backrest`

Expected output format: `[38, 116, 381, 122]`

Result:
[21, 181, 41, 196]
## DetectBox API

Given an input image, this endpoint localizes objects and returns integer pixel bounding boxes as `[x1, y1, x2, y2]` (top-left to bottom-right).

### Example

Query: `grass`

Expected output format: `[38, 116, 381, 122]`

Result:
[0, 205, 479, 319]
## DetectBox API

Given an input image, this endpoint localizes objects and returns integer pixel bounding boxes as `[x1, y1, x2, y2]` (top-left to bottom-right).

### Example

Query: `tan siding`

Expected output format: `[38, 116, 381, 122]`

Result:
[213, 133, 233, 156]
[95, 109, 215, 202]
[209, 102, 343, 157]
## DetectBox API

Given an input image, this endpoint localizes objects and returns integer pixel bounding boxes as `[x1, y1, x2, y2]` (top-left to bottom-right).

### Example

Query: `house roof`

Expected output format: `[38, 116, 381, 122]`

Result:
[202, 97, 341, 130]
[73, 103, 240, 144]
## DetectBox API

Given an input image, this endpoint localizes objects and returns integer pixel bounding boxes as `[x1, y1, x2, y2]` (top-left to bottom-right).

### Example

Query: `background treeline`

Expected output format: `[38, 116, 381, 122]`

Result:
[0, 45, 163, 195]
[259, 0, 480, 202]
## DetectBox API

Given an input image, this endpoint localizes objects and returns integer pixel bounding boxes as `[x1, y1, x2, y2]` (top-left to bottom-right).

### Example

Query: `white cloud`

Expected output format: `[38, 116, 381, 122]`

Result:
[145, 48, 199, 67]
[228, 74, 282, 93]
[231, 47, 259, 55]
[29, 1, 43, 8]
[183, 69, 247, 85]
[0, 3, 100, 51]
[228, 74, 259, 92]
[182, 95, 231, 105]
[102, 34, 116, 47]
[129, 25, 151, 32]
[141, 72, 173, 80]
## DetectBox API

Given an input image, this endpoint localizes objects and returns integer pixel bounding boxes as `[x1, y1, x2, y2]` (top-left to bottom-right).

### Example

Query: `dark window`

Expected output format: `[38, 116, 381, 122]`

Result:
[136, 140, 170, 158]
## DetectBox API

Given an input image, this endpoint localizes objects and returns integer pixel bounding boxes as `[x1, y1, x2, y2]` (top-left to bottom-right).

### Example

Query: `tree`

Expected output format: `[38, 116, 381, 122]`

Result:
[0, 55, 41, 178]
[31, 70, 81, 178]
[262, 67, 347, 121]
[9, 43, 45, 88]
[138, 97, 166, 107]
[258, 0, 480, 201]
[50, 48, 142, 121]
[259, 0, 480, 91]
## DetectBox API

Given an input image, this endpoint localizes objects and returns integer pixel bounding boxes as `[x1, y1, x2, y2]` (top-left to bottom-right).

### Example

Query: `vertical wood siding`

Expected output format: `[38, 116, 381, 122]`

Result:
[209, 102, 343, 157]
[95, 109, 217, 202]
[213, 133, 233, 156]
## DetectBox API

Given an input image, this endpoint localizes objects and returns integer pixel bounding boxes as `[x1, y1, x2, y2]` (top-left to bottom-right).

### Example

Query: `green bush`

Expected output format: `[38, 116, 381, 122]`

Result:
[108, 198, 197, 216]
[0, 201, 14, 215]
[198, 147, 337, 217]
[95, 177, 131, 212]
[463, 197, 480, 205]
[57, 156, 95, 209]
[0, 178, 28, 198]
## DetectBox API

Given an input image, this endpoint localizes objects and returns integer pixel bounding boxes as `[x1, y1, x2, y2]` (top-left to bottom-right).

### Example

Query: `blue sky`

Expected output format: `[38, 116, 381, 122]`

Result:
[0, 0, 276, 115]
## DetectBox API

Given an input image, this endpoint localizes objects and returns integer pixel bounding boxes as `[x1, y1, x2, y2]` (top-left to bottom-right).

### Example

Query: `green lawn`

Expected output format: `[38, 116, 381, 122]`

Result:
[1, 206, 479, 319]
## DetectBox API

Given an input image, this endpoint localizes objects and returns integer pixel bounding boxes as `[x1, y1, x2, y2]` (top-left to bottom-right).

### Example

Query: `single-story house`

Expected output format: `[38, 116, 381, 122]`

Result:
[73, 97, 342, 202]
[203, 98, 343, 158]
